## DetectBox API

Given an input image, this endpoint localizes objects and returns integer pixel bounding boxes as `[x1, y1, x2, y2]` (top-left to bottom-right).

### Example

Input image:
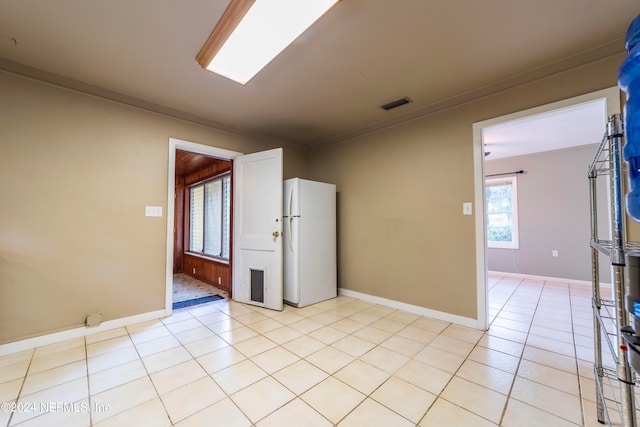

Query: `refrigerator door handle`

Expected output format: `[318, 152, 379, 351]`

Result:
[287, 184, 295, 251]
[288, 217, 294, 252]
[287, 185, 294, 218]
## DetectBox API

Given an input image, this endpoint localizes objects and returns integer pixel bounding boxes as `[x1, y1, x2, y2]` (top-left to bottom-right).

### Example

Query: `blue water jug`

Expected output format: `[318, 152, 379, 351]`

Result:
[620, 14, 640, 221]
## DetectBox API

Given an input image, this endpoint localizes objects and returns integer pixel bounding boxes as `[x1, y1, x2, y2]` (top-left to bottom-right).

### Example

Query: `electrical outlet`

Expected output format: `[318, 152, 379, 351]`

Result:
[218, 277, 222, 285]
[192, 267, 196, 274]
[552, 250, 559, 257]
[463, 202, 473, 215]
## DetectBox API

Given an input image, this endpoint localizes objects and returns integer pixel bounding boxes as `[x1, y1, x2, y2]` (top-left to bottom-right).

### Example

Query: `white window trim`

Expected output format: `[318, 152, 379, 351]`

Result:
[486, 176, 519, 249]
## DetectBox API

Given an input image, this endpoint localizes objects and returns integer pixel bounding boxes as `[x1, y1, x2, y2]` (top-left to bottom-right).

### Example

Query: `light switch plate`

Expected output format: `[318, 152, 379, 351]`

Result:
[463, 202, 473, 215]
[145, 206, 163, 217]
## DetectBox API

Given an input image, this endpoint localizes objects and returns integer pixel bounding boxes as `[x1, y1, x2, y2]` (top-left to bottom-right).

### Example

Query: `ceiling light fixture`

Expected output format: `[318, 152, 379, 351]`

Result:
[196, 0, 340, 85]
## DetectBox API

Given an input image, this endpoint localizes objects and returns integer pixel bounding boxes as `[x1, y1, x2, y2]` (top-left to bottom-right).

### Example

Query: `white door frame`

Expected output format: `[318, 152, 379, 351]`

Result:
[165, 138, 243, 316]
[471, 86, 621, 330]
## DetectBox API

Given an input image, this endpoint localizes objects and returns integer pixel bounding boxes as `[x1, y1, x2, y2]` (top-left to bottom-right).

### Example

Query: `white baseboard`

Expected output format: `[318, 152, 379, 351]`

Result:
[489, 271, 612, 289]
[0, 309, 166, 357]
[338, 288, 481, 330]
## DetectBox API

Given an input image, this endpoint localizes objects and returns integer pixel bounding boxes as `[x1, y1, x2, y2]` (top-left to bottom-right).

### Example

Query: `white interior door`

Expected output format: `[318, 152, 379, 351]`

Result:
[233, 148, 283, 311]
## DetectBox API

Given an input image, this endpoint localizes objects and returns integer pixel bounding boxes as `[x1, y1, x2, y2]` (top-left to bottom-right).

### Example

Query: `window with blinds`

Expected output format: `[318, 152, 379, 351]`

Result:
[189, 174, 231, 259]
[485, 176, 519, 249]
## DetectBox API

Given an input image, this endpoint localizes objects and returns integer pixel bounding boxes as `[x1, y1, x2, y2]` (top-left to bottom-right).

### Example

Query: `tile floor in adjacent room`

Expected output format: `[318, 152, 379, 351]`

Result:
[173, 274, 228, 303]
[0, 273, 634, 426]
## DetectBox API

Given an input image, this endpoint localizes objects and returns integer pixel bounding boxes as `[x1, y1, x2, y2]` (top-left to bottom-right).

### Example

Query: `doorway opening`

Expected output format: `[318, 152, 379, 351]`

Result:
[165, 139, 243, 315]
[172, 149, 232, 310]
[472, 86, 621, 330]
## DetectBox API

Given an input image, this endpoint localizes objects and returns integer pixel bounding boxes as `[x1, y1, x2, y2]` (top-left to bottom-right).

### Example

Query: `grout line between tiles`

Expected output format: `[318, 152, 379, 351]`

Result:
[82, 336, 93, 427]
[568, 281, 587, 427]
[495, 276, 543, 426]
[5, 349, 35, 427]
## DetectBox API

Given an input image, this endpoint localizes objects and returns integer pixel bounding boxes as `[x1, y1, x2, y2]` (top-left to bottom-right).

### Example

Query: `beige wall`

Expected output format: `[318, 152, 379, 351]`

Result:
[0, 51, 627, 343]
[307, 53, 625, 320]
[0, 71, 306, 343]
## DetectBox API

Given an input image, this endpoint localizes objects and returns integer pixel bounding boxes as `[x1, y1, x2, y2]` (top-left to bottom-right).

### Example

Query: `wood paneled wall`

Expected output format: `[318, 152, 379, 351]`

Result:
[183, 254, 230, 292]
[173, 176, 185, 274]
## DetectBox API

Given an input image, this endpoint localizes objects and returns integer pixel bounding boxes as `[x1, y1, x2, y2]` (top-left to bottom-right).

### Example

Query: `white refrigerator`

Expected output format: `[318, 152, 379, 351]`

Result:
[283, 178, 337, 307]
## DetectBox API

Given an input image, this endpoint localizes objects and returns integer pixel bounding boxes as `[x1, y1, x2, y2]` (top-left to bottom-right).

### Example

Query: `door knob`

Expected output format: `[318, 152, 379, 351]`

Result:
[272, 231, 280, 237]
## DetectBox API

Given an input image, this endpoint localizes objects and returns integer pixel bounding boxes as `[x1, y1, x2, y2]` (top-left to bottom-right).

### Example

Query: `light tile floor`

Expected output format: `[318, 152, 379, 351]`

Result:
[0, 273, 633, 426]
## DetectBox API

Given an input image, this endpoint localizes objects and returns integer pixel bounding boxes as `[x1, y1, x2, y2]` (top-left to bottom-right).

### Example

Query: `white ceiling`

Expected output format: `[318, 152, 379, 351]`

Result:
[482, 99, 608, 160]
[0, 1, 639, 148]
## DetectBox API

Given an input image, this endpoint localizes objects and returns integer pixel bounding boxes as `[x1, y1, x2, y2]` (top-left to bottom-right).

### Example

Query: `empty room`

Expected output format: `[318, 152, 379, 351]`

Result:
[2, 1, 640, 426]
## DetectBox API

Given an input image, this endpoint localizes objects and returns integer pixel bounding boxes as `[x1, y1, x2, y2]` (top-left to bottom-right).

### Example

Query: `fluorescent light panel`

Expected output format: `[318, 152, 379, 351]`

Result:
[199, 0, 339, 84]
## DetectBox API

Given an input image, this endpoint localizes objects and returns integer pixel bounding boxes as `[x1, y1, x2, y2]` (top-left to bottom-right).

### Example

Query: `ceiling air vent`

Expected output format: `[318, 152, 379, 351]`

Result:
[381, 97, 412, 111]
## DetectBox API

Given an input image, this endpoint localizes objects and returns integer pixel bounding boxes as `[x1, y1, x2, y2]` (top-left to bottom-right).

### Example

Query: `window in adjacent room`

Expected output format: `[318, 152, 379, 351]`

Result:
[189, 174, 231, 259]
[485, 176, 519, 249]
